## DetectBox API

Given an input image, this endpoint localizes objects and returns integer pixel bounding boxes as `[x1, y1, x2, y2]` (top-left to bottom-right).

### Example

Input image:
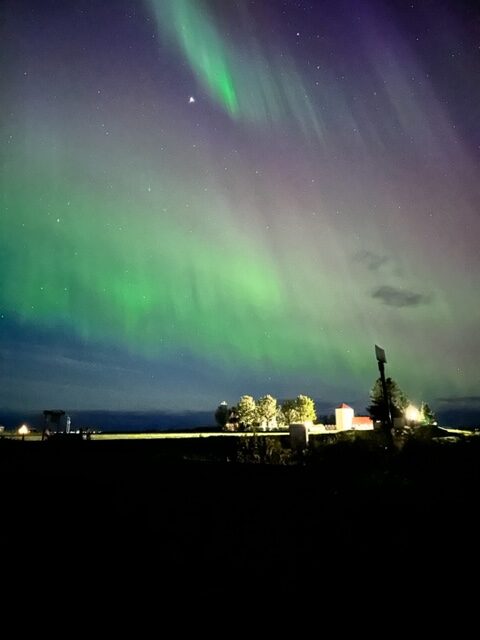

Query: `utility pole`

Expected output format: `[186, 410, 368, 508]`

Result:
[375, 345, 393, 435]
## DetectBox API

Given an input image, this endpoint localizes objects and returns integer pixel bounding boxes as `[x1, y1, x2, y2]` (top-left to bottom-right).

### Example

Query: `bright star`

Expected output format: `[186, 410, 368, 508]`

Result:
[189, 96, 195, 103]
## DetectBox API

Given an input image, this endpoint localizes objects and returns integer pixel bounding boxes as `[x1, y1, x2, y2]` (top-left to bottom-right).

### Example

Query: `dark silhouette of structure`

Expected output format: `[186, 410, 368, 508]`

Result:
[42, 410, 65, 440]
[374, 345, 393, 435]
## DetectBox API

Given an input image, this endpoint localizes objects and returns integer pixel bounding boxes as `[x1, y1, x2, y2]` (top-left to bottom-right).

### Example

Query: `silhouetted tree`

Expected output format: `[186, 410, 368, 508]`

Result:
[367, 377, 408, 422]
[214, 402, 230, 429]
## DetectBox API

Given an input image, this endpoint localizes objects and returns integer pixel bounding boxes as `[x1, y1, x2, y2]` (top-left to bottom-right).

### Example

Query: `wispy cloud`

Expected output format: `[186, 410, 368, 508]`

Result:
[356, 250, 389, 271]
[372, 285, 430, 308]
[436, 396, 480, 406]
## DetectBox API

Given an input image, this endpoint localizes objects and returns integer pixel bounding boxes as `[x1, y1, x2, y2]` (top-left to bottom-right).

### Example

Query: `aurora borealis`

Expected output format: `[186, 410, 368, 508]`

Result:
[1, 0, 479, 422]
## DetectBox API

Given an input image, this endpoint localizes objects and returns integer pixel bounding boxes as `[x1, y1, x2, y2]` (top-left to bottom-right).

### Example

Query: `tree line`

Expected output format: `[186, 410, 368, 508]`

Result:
[215, 376, 436, 432]
[215, 394, 317, 431]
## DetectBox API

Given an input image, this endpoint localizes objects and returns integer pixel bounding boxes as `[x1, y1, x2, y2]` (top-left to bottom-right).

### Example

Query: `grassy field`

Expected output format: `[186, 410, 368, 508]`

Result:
[0, 430, 288, 441]
[1, 430, 479, 593]
[90, 431, 287, 440]
[1, 426, 476, 442]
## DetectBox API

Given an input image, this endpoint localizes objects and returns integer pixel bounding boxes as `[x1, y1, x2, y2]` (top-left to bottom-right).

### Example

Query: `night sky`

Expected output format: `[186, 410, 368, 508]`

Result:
[1, 0, 479, 424]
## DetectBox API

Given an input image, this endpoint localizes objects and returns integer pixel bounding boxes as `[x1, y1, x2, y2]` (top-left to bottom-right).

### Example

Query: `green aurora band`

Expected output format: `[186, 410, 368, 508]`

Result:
[1, 123, 360, 376]
[1, 0, 478, 411]
[147, 0, 324, 137]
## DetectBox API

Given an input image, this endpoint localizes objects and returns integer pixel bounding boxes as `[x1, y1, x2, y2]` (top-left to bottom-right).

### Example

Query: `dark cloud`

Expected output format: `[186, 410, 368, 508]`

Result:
[436, 396, 480, 406]
[0, 409, 215, 430]
[437, 408, 480, 428]
[372, 285, 430, 308]
[356, 250, 389, 271]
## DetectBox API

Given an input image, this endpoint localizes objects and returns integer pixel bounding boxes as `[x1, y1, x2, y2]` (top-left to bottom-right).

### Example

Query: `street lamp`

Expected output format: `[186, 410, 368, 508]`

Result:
[405, 404, 420, 426]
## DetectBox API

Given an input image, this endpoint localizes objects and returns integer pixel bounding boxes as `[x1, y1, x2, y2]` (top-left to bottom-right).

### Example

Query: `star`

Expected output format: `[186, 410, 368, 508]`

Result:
[189, 96, 195, 104]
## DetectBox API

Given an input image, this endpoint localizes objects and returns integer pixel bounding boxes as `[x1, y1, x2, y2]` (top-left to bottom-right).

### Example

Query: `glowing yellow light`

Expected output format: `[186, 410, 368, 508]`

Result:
[405, 405, 420, 423]
[18, 425, 29, 435]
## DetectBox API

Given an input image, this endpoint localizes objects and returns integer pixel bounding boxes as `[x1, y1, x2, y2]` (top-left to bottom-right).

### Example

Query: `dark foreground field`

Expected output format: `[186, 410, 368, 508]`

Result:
[1, 435, 479, 590]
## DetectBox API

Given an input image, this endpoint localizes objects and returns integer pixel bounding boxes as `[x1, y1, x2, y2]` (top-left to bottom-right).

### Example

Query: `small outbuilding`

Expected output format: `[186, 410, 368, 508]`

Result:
[335, 404, 373, 431]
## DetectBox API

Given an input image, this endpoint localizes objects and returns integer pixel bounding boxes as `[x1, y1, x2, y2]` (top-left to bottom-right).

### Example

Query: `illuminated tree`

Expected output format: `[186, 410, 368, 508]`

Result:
[280, 399, 299, 425]
[367, 377, 408, 421]
[280, 395, 316, 424]
[420, 402, 436, 425]
[295, 395, 316, 422]
[256, 395, 277, 429]
[276, 405, 287, 428]
[236, 395, 257, 429]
